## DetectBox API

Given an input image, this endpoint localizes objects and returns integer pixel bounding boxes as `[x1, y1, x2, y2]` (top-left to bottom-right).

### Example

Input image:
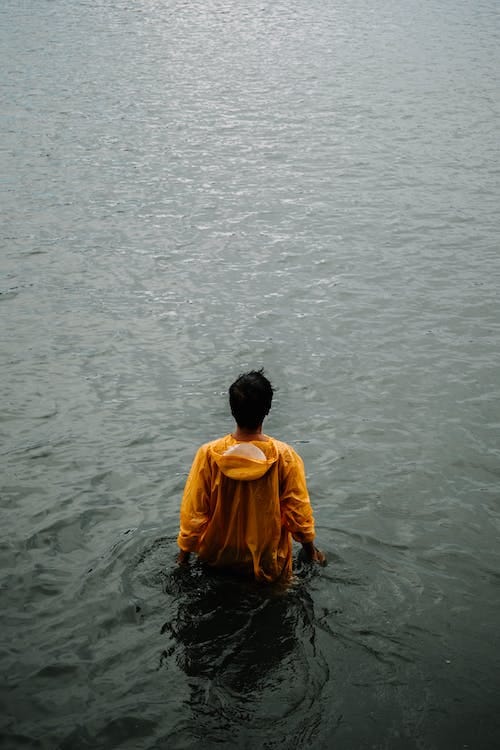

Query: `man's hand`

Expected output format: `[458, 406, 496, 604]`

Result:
[301, 541, 326, 565]
[177, 549, 191, 565]
[311, 546, 326, 565]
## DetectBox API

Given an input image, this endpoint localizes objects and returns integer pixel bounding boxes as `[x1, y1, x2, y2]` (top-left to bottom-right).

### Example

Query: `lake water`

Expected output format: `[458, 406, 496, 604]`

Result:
[1, 0, 500, 747]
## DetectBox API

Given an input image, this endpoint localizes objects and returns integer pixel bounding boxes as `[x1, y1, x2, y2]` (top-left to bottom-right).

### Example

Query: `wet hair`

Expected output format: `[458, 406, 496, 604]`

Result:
[229, 369, 274, 430]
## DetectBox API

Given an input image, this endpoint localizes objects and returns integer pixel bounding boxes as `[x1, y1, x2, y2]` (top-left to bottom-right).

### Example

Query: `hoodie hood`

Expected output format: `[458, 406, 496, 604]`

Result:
[210, 437, 278, 481]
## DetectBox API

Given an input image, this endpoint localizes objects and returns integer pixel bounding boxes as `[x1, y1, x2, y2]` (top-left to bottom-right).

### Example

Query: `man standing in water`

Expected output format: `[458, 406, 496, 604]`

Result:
[177, 370, 325, 583]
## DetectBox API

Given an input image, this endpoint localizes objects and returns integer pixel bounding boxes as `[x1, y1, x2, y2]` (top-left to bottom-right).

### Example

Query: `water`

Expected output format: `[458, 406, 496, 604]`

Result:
[1, 0, 500, 747]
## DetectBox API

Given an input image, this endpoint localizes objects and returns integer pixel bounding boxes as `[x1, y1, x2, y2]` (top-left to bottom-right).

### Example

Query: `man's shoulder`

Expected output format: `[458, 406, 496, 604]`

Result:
[196, 434, 232, 454]
[268, 437, 302, 463]
[269, 436, 291, 452]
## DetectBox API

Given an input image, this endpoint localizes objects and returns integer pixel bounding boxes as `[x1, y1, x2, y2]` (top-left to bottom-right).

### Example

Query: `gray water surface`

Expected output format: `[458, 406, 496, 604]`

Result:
[2, 0, 500, 748]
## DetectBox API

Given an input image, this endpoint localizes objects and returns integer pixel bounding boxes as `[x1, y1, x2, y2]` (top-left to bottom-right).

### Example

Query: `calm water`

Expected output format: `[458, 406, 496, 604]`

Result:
[1, 0, 500, 747]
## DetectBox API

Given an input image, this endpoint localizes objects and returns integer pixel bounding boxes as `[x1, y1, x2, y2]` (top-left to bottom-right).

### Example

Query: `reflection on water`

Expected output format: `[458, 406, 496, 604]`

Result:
[160, 562, 328, 748]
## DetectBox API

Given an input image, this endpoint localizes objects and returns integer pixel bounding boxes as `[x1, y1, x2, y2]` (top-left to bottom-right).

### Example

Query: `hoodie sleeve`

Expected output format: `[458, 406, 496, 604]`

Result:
[177, 445, 212, 552]
[279, 447, 315, 544]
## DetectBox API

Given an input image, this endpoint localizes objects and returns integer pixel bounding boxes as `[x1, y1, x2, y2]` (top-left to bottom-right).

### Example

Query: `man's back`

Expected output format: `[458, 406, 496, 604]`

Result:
[178, 434, 315, 583]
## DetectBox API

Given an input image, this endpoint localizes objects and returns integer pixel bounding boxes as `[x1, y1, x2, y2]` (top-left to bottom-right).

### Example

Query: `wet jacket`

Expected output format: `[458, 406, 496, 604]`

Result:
[177, 434, 315, 583]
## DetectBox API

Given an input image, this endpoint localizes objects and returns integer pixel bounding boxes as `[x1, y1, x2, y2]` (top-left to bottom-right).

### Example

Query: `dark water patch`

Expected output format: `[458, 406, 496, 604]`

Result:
[59, 717, 159, 750]
[0, 733, 44, 750]
[157, 568, 329, 748]
[35, 663, 79, 679]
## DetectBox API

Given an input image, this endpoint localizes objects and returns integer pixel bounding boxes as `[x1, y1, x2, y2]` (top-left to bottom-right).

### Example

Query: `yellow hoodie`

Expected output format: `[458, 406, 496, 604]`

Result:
[178, 434, 315, 583]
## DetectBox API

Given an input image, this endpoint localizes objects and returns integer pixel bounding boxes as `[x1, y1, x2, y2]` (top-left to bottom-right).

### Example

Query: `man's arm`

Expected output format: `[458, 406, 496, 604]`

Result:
[177, 446, 211, 562]
[280, 447, 326, 564]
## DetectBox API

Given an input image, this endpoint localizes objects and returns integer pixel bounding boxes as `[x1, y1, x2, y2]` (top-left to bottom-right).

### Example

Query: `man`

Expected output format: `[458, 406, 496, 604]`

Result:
[177, 370, 325, 583]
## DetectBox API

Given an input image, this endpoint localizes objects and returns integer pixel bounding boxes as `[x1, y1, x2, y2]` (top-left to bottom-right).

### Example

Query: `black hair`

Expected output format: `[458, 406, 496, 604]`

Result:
[229, 369, 274, 430]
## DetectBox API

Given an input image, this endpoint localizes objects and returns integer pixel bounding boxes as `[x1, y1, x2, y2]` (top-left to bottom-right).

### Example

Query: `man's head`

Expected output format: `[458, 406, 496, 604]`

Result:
[229, 369, 274, 430]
